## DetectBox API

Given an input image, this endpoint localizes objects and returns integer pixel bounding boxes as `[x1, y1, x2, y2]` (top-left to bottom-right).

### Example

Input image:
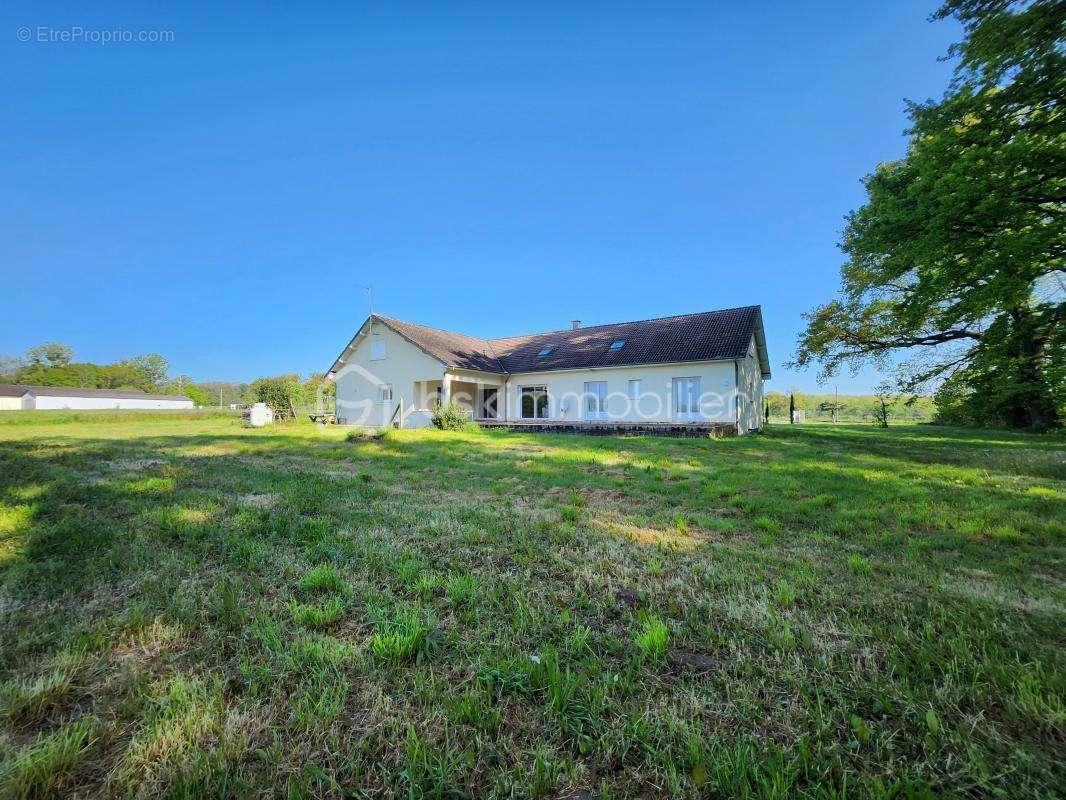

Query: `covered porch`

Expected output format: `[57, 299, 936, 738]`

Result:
[406, 370, 507, 426]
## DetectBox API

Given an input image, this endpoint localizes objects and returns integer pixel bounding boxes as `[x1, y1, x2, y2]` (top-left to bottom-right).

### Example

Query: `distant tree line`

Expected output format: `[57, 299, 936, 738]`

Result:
[0, 343, 334, 416]
[764, 391, 936, 423]
[0, 342, 212, 405]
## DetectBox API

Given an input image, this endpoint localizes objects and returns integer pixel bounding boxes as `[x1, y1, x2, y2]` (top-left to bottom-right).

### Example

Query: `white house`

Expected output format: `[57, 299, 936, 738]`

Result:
[0, 384, 194, 411]
[328, 306, 770, 434]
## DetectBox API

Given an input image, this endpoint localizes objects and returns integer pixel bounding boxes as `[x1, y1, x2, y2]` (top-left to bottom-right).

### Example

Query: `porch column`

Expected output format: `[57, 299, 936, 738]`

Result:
[441, 372, 452, 406]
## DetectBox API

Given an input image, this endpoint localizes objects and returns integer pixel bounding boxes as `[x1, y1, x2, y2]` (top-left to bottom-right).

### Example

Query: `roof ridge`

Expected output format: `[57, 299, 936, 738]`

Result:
[375, 314, 495, 347]
[374, 314, 506, 371]
[377, 306, 760, 343]
[488, 305, 761, 343]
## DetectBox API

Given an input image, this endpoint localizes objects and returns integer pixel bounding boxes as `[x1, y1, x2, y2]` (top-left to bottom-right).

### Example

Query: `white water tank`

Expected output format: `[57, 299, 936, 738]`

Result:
[249, 403, 274, 427]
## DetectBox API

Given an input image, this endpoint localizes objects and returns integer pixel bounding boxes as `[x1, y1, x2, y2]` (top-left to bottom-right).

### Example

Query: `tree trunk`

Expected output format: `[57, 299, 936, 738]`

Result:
[1007, 306, 1060, 431]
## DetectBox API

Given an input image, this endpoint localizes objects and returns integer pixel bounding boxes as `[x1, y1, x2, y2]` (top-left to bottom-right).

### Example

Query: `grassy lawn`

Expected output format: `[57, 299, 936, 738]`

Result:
[0, 414, 1062, 799]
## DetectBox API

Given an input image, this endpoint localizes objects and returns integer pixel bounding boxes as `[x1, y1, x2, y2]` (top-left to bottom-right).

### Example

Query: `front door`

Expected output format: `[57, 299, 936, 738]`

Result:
[479, 387, 498, 419]
[584, 381, 608, 420]
[673, 378, 701, 420]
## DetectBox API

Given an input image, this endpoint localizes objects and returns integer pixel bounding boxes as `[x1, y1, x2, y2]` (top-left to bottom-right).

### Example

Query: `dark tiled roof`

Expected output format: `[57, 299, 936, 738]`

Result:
[334, 306, 770, 377]
[0, 384, 191, 401]
[491, 306, 766, 374]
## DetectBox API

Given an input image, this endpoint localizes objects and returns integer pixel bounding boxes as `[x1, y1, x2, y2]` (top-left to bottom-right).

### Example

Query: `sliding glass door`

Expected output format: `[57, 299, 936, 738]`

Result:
[520, 386, 549, 419]
[583, 381, 608, 420]
[673, 378, 702, 420]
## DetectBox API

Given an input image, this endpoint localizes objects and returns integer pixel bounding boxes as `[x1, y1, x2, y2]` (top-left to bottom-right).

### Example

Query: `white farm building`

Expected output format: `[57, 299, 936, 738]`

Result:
[0, 384, 194, 411]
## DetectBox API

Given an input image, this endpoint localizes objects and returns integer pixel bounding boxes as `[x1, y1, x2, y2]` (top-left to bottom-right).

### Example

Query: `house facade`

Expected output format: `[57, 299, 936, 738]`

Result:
[328, 306, 770, 434]
[0, 384, 194, 411]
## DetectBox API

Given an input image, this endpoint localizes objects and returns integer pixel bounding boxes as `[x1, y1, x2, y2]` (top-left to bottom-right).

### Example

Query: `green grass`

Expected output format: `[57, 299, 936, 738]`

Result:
[633, 614, 669, 660]
[0, 717, 95, 799]
[0, 415, 1062, 798]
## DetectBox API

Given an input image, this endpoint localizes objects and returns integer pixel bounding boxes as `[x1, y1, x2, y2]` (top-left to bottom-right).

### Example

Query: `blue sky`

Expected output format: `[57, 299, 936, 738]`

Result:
[1, 2, 960, 392]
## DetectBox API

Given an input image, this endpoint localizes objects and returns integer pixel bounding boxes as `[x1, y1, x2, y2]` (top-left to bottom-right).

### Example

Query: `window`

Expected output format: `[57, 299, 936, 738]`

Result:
[538, 347, 552, 358]
[370, 339, 386, 360]
[520, 386, 549, 419]
[628, 379, 642, 399]
[610, 340, 626, 350]
[378, 384, 393, 403]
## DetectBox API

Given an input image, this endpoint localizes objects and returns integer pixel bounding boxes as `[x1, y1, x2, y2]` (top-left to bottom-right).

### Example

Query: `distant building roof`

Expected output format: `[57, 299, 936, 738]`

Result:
[0, 384, 191, 401]
[330, 306, 771, 378]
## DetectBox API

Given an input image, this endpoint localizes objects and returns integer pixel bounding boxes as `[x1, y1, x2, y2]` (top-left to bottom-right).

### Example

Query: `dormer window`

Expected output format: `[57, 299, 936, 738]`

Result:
[610, 340, 626, 350]
[538, 347, 552, 357]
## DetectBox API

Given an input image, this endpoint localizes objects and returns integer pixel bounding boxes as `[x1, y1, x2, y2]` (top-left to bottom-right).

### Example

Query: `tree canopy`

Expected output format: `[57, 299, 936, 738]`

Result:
[25, 342, 74, 368]
[793, 0, 1064, 429]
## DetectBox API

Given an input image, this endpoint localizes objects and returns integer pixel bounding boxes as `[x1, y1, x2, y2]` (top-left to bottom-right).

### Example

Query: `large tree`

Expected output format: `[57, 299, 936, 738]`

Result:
[25, 342, 74, 368]
[121, 353, 170, 392]
[793, 0, 1064, 429]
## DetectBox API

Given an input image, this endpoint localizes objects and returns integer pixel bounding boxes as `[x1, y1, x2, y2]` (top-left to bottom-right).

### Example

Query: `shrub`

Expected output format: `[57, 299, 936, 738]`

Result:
[431, 403, 473, 431]
[251, 374, 307, 419]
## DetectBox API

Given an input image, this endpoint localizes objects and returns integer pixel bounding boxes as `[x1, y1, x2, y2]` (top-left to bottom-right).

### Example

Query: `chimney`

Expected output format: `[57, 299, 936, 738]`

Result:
[571, 319, 581, 330]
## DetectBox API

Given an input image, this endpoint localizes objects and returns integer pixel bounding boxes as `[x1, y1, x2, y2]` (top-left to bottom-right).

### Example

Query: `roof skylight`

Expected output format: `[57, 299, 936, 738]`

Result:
[538, 347, 552, 357]
[610, 340, 626, 350]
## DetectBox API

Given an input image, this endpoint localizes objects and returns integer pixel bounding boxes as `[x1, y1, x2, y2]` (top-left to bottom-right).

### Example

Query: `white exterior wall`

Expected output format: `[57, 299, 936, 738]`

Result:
[32, 395, 193, 410]
[333, 321, 444, 428]
[735, 336, 765, 433]
[0, 397, 24, 411]
[503, 360, 739, 424]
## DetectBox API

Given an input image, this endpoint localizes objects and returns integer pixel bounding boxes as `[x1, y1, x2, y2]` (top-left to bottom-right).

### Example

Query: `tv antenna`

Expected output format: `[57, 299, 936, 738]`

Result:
[359, 285, 374, 334]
